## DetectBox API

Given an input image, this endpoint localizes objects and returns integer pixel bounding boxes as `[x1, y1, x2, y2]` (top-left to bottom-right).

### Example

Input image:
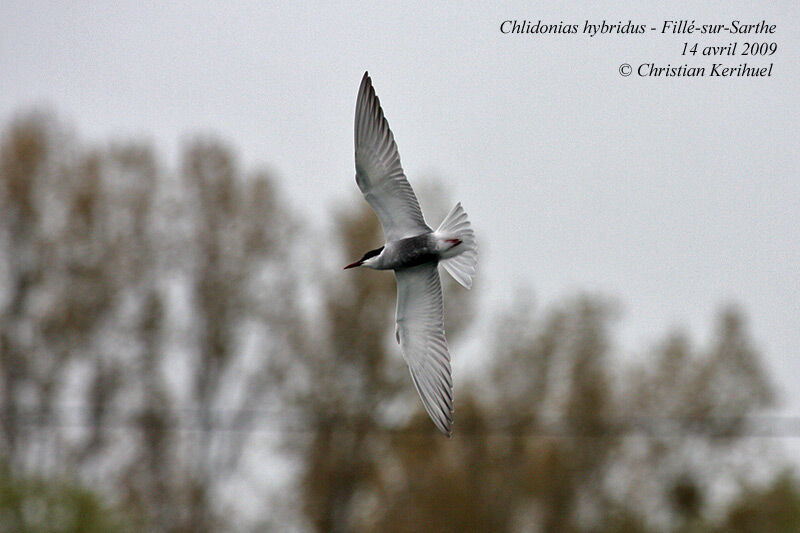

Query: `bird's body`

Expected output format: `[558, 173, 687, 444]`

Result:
[348, 233, 462, 271]
[345, 72, 477, 436]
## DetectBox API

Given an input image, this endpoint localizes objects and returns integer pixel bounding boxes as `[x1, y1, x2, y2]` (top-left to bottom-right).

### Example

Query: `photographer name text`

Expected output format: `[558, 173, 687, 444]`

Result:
[500, 19, 779, 78]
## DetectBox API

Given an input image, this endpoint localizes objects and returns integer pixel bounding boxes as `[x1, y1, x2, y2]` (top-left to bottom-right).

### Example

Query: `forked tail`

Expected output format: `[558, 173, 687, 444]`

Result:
[436, 202, 477, 289]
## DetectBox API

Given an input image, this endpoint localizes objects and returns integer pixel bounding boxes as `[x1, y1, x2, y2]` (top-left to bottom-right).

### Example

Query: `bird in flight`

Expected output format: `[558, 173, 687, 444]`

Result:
[344, 72, 477, 436]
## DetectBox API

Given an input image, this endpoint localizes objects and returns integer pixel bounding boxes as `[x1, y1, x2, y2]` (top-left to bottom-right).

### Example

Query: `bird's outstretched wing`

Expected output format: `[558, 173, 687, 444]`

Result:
[395, 263, 453, 436]
[355, 72, 431, 241]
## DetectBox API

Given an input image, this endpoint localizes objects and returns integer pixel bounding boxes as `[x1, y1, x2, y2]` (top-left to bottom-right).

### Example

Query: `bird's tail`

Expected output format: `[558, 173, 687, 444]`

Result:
[436, 202, 477, 290]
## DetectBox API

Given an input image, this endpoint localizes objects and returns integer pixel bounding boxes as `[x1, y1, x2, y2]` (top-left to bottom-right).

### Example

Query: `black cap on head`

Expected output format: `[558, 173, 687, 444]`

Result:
[361, 246, 384, 261]
[344, 246, 383, 270]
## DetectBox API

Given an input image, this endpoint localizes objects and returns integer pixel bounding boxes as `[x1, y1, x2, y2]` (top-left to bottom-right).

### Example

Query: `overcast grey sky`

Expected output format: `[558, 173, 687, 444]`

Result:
[2, 2, 799, 413]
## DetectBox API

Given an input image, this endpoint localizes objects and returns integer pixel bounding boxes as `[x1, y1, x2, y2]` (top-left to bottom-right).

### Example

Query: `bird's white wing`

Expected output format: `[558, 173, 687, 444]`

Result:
[355, 72, 430, 241]
[395, 263, 453, 436]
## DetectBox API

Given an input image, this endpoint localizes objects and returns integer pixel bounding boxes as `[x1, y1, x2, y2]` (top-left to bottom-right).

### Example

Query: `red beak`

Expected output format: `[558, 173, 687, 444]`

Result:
[344, 260, 362, 270]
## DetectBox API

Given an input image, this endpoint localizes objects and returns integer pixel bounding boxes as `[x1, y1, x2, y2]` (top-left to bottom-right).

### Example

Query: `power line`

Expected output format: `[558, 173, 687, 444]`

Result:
[3, 407, 800, 436]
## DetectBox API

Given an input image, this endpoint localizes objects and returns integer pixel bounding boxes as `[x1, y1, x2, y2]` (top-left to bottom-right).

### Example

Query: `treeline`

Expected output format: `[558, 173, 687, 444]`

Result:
[0, 112, 798, 532]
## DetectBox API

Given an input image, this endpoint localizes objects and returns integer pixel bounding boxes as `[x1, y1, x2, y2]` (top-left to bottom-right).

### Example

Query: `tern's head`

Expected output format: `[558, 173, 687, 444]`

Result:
[344, 246, 384, 270]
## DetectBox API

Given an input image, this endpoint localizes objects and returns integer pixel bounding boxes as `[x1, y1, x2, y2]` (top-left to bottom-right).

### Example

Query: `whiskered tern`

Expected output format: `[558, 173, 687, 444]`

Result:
[344, 72, 477, 436]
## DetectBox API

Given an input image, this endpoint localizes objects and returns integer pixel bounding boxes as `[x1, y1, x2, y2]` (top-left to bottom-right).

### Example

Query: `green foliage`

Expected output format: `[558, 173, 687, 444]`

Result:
[718, 472, 800, 533]
[0, 470, 133, 532]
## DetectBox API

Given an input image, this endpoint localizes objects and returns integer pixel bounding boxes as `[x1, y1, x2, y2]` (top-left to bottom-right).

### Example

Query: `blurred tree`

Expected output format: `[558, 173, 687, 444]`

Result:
[0, 114, 300, 531]
[613, 306, 775, 530]
[173, 139, 301, 531]
[0, 114, 114, 478]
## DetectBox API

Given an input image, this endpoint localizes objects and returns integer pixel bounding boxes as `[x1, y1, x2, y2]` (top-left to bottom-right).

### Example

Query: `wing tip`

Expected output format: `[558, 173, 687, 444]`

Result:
[359, 71, 372, 94]
[356, 71, 380, 128]
[444, 416, 453, 438]
[435, 416, 453, 438]
[437, 401, 455, 437]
